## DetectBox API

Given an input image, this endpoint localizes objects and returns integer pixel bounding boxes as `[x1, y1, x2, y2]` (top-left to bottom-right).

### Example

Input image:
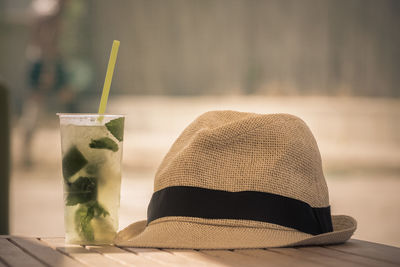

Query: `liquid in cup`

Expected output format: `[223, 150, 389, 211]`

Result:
[58, 114, 124, 244]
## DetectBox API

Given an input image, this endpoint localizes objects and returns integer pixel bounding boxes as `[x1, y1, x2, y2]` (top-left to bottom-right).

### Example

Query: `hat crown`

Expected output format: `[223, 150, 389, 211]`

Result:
[155, 110, 329, 207]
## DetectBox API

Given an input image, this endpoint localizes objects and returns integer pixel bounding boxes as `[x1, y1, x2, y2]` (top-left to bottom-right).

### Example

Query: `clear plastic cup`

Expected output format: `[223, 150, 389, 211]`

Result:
[57, 114, 124, 244]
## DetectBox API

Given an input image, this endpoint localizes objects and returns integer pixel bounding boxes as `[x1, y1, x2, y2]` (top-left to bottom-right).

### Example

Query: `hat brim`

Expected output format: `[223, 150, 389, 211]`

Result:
[114, 215, 357, 249]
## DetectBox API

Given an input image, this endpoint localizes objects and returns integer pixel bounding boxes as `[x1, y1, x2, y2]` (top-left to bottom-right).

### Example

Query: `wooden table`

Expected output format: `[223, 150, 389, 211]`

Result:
[0, 236, 399, 267]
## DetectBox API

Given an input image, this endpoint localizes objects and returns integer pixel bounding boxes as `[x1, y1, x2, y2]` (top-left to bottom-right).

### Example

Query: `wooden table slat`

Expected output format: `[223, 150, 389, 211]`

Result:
[235, 248, 321, 267]
[88, 245, 165, 267]
[269, 247, 363, 267]
[165, 249, 231, 267]
[9, 237, 84, 267]
[0, 238, 45, 267]
[41, 237, 127, 267]
[300, 246, 399, 267]
[200, 249, 271, 267]
[326, 239, 400, 265]
[1, 236, 398, 267]
[126, 247, 207, 266]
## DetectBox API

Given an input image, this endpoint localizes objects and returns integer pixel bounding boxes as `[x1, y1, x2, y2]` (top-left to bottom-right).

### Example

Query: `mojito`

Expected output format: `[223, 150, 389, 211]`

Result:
[58, 114, 124, 244]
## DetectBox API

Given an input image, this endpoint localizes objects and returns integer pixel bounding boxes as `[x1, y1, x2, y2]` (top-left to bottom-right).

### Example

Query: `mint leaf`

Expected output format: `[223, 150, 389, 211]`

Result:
[92, 202, 109, 217]
[74, 201, 110, 242]
[105, 117, 124, 141]
[67, 176, 97, 192]
[62, 146, 88, 179]
[75, 203, 95, 242]
[65, 177, 97, 206]
[89, 137, 119, 152]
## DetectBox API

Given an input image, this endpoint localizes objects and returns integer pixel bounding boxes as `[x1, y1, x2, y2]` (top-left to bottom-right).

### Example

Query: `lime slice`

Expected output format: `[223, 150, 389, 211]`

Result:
[105, 117, 124, 141]
[92, 217, 115, 241]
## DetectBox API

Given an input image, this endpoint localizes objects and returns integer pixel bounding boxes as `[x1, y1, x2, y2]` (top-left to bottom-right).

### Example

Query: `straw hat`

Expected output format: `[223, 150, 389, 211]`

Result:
[115, 111, 356, 249]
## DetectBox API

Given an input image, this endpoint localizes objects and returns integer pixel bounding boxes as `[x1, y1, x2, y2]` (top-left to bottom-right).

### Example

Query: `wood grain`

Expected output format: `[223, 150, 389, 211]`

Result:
[200, 249, 269, 267]
[326, 239, 400, 265]
[269, 247, 363, 267]
[88, 245, 164, 266]
[41, 237, 126, 267]
[9, 237, 83, 267]
[236, 248, 321, 267]
[0, 237, 10, 267]
[165, 249, 228, 267]
[126, 247, 205, 266]
[1, 236, 397, 267]
[300, 246, 399, 267]
[0, 238, 44, 267]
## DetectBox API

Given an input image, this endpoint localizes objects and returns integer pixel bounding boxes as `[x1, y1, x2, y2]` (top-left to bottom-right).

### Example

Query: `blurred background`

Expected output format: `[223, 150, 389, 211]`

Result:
[0, 0, 399, 246]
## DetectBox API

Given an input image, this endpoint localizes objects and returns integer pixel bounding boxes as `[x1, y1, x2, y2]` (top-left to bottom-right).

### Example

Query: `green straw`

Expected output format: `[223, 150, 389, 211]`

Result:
[98, 40, 120, 114]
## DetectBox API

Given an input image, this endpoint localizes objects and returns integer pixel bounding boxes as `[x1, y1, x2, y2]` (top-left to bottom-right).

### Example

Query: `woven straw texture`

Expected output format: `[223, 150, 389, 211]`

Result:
[115, 111, 357, 249]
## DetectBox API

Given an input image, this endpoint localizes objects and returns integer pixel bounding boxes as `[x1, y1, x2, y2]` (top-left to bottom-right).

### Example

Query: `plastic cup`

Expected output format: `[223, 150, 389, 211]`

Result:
[57, 113, 124, 244]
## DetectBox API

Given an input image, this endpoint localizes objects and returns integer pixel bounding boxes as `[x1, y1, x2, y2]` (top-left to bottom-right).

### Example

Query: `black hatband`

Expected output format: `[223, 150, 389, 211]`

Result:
[147, 186, 333, 235]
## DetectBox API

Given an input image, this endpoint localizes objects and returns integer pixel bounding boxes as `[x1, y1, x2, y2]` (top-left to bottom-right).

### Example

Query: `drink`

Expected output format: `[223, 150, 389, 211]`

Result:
[58, 114, 124, 244]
